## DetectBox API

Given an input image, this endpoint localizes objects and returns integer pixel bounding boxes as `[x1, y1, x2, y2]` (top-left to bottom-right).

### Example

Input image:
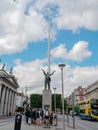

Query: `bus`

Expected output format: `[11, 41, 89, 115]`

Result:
[78, 98, 98, 120]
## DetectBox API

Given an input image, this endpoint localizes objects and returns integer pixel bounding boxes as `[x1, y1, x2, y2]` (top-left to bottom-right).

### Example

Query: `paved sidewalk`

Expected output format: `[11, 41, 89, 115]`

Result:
[0, 116, 12, 123]
[0, 116, 82, 130]
[22, 118, 81, 130]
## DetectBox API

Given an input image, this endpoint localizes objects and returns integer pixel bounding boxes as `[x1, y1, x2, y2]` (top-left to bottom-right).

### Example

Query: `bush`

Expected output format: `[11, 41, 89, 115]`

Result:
[17, 106, 24, 112]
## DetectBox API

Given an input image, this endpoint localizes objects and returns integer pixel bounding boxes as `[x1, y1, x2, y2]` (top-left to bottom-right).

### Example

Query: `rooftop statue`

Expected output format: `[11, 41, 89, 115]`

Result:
[1, 64, 5, 70]
[9, 67, 13, 74]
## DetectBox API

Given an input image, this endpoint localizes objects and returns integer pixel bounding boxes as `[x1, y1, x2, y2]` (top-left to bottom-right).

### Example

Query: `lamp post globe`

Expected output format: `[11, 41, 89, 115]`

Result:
[58, 64, 65, 70]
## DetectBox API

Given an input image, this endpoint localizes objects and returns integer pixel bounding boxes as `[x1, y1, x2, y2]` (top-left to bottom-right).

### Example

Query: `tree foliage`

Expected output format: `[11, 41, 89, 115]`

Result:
[30, 93, 67, 111]
[52, 94, 62, 111]
[30, 94, 42, 108]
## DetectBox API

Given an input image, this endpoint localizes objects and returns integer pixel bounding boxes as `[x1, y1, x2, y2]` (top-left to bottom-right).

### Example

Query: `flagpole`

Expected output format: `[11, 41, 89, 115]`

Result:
[48, 2, 50, 74]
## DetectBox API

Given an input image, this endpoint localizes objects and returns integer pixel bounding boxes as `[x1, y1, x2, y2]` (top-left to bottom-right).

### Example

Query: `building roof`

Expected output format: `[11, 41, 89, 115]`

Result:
[0, 68, 19, 88]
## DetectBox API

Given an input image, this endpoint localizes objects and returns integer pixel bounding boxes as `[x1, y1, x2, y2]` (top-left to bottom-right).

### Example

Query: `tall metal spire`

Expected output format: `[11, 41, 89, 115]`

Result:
[48, 2, 51, 74]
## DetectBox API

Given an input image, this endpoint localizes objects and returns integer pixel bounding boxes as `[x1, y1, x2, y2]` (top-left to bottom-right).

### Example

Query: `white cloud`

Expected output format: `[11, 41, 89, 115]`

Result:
[51, 41, 92, 62]
[51, 44, 67, 59]
[54, 0, 98, 32]
[0, 0, 97, 97]
[13, 59, 47, 88]
[12, 59, 98, 97]
[0, 0, 98, 55]
[68, 41, 92, 62]
[0, 0, 48, 55]
[65, 66, 98, 94]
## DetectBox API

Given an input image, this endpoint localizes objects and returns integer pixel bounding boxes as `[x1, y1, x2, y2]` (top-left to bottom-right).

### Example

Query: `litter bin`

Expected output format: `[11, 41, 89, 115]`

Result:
[14, 113, 22, 130]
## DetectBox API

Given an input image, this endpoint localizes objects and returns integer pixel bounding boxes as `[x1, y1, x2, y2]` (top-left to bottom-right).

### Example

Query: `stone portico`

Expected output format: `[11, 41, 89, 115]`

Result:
[0, 66, 19, 116]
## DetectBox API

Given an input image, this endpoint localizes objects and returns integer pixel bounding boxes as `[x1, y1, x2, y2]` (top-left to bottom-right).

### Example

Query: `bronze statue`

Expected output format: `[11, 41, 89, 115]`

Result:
[42, 69, 55, 90]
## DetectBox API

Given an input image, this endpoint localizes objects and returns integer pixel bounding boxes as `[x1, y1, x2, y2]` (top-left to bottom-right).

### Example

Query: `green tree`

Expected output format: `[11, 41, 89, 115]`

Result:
[30, 93, 67, 112]
[30, 94, 42, 108]
[64, 98, 67, 110]
[52, 94, 62, 111]
[17, 106, 24, 112]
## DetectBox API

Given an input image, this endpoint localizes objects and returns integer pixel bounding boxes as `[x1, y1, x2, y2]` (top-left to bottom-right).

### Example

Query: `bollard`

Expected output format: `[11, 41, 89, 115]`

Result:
[14, 112, 22, 130]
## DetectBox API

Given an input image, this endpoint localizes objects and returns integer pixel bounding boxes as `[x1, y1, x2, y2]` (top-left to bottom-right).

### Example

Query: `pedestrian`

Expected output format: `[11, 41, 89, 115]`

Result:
[45, 109, 50, 126]
[25, 109, 31, 124]
[40, 109, 44, 125]
[36, 109, 40, 125]
[49, 111, 53, 125]
[54, 111, 58, 126]
[9, 112, 11, 117]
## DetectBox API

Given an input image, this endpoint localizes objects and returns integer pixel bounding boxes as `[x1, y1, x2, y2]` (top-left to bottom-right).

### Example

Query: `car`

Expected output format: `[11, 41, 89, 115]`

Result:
[70, 110, 73, 115]
[70, 110, 77, 116]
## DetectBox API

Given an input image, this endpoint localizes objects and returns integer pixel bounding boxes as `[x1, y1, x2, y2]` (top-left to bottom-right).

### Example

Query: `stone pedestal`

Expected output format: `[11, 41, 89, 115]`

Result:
[42, 90, 52, 112]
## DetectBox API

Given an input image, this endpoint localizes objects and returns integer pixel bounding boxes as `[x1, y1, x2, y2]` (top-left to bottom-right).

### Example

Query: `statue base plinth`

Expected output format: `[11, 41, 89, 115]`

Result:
[42, 89, 52, 112]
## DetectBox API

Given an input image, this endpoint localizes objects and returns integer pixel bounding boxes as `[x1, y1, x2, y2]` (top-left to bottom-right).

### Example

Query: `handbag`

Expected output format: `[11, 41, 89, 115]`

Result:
[28, 117, 31, 125]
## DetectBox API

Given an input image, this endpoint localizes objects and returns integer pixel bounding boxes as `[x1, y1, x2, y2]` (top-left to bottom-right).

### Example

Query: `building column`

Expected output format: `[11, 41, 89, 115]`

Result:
[10, 90, 15, 115]
[0, 86, 6, 116]
[3, 86, 7, 116]
[13, 92, 16, 115]
[0, 84, 2, 116]
[4, 87, 9, 115]
[9, 90, 13, 115]
[7, 89, 11, 115]
[0, 84, 2, 96]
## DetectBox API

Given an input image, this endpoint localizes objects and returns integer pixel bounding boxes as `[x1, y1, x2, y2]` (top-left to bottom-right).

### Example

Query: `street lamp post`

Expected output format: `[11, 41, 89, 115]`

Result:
[53, 87, 56, 112]
[58, 64, 65, 130]
[72, 92, 75, 129]
[24, 86, 27, 112]
[66, 96, 69, 124]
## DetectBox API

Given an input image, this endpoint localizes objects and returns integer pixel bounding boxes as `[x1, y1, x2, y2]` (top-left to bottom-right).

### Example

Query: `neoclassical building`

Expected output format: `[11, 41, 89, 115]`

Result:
[0, 64, 19, 116]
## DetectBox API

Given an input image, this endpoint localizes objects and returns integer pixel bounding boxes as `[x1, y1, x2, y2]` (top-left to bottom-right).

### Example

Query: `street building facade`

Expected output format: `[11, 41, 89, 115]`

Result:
[85, 80, 98, 99]
[68, 80, 98, 106]
[74, 86, 85, 105]
[0, 64, 19, 116]
[68, 86, 85, 106]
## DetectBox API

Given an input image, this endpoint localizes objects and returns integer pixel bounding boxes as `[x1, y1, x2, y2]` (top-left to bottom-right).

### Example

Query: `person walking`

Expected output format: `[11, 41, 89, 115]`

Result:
[54, 111, 58, 126]
[44, 109, 50, 126]
[50, 111, 53, 126]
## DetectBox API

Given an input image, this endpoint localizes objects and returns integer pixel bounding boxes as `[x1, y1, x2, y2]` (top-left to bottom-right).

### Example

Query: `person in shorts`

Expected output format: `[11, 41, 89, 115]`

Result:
[45, 109, 50, 125]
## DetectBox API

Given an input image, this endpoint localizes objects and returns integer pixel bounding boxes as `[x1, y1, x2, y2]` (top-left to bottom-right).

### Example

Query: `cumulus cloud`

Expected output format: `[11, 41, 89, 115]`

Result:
[51, 41, 92, 62]
[51, 44, 67, 59]
[0, 0, 98, 55]
[54, 0, 98, 32]
[13, 58, 57, 94]
[0, 0, 97, 97]
[68, 41, 92, 62]
[65, 66, 98, 95]
[12, 59, 98, 96]
[0, 0, 47, 55]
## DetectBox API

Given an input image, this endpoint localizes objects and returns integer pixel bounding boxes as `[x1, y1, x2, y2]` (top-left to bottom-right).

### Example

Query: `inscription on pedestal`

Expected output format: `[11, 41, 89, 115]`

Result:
[42, 90, 52, 111]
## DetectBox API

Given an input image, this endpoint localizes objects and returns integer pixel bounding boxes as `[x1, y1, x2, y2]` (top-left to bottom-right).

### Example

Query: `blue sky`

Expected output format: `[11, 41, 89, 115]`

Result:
[0, 0, 98, 96]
